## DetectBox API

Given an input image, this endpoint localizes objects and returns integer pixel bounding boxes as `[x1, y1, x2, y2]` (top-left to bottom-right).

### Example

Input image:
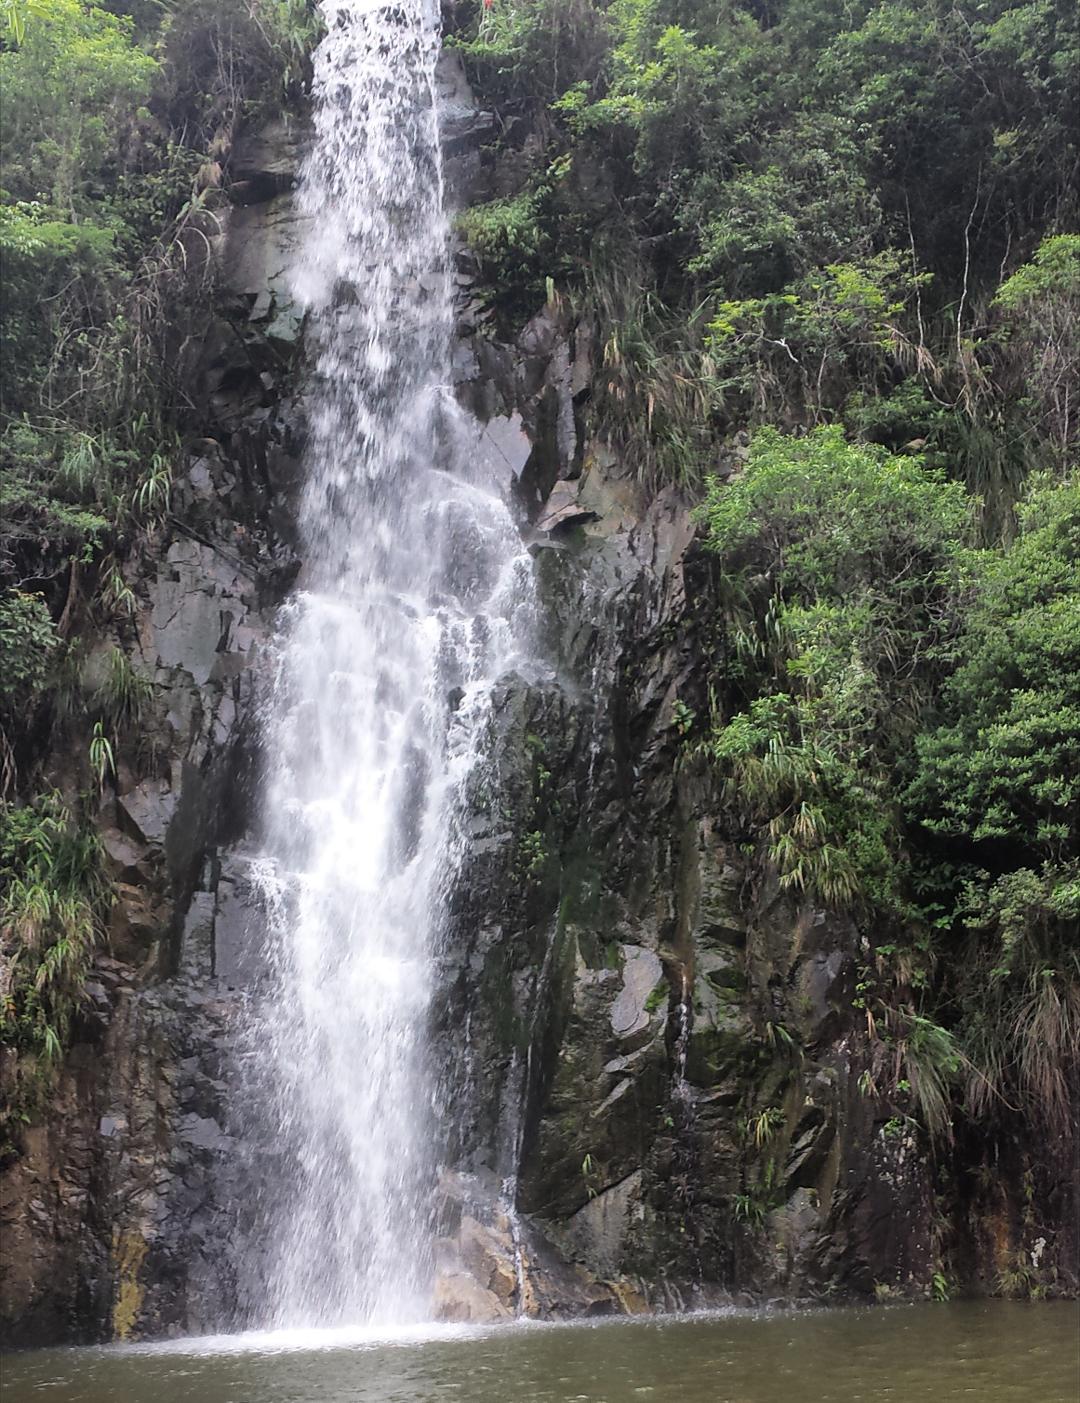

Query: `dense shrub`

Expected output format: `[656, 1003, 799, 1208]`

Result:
[700, 428, 1079, 1138]
[452, 0, 1079, 499]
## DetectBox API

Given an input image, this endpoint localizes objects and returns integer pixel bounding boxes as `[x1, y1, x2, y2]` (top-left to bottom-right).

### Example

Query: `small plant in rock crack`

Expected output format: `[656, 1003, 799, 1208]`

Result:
[763, 1020, 801, 1062]
[671, 698, 696, 738]
[519, 829, 547, 876]
[732, 1192, 767, 1228]
[995, 1253, 1038, 1299]
[97, 646, 154, 730]
[581, 1152, 600, 1200]
[130, 450, 173, 525]
[88, 721, 115, 791]
[746, 1105, 784, 1150]
[100, 557, 137, 619]
[645, 982, 668, 1015]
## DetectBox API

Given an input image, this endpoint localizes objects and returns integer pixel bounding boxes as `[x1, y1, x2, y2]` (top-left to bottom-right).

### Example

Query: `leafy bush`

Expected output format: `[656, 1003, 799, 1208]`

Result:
[705, 252, 933, 425]
[700, 430, 1079, 1139]
[452, 0, 1079, 497]
[699, 426, 971, 914]
[457, 188, 551, 311]
[0, 0, 319, 554]
[0, 0, 320, 1149]
[0, 0, 157, 218]
[990, 235, 1080, 467]
[0, 591, 58, 721]
[907, 477, 1080, 1131]
[0, 793, 107, 1147]
[701, 425, 968, 608]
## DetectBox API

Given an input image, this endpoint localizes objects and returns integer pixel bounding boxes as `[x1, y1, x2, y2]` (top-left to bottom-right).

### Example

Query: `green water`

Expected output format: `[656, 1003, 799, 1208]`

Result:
[2, 1302, 1076, 1402]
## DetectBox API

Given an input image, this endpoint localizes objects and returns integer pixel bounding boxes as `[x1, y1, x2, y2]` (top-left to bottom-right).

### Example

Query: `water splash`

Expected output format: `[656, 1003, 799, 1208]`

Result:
[240, 0, 534, 1328]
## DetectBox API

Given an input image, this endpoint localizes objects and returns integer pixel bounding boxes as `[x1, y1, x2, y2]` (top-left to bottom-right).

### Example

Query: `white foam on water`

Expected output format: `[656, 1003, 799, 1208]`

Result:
[110, 1320, 495, 1358]
[106, 1307, 765, 1359]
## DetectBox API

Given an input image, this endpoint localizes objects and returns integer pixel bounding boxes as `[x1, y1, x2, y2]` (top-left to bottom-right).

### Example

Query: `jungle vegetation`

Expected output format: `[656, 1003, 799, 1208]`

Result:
[450, 0, 1078, 1155]
[0, 0, 1076, 1178]
[0, 0, 317, 1145]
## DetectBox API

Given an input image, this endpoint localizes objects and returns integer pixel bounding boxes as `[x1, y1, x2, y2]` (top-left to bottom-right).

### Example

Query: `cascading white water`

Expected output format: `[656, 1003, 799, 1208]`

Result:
[244, 0, 534, 1328]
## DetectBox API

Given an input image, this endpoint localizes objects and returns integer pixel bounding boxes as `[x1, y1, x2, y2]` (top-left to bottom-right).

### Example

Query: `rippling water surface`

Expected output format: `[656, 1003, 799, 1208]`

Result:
[3, 1302, 1076, 1402]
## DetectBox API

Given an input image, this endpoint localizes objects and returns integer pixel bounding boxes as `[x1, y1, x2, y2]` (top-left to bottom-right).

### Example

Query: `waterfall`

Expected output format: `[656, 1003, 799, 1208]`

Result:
[240, 0, 534, 1328]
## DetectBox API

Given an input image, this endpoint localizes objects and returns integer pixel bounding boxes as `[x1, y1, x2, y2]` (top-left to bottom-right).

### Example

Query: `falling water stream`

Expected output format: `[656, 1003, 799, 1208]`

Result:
[3, 6, 1078, 1397]
[241, 0, 534, 1328]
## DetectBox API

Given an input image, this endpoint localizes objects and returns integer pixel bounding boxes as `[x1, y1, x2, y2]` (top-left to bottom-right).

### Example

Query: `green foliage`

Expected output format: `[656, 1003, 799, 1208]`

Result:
[701, 426, 968, 611]
[995, 1252, 1038, 1299]
[0, 591, 58, 720]
[588, 263, 718, 484]
[957, 904, 1080, 1136]
[699, 427, 1078, 1142]
[898, 1013, 965, 1143]
[907, 477, 1080, 1132]
[746, 1104, 784, 1150]
[705, 252, 934, 426]
[644, 980, 668, 1014]
[671, 698, 695, 738]
[0, 422, 136, 581]
[0, 206, 121, 418]
[732, 1190, 767, 1228]
[87, 720, 115, 791]
[0, 793, 107, 1145]
[130, 449, 174, 525]
[0, 0, 157, 218]
[763, 1019, 799, 1059]
[99, 556, 137, 618]
[1, 0, 318, 594]
[1, 0, 49, 45]
[457, 188, 550, 309]
[705, 699, 889, 912]
[993, 234, 1080, 317]
[451, 0, 610, 106]
[990, 235, 1080, 466]
[519, 829, 548, 876]
[452, 0, 1079, 491]
[158, 0, 320, 125]
[687, 119, 881, 293]
[699, 427, 970, 915]
[93, 646, 153, 731]
[911, 487, 1079, 857]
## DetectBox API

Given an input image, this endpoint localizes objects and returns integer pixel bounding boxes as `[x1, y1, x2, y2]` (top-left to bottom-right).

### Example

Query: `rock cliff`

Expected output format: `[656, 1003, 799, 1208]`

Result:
[1, 59, 1073, 1347]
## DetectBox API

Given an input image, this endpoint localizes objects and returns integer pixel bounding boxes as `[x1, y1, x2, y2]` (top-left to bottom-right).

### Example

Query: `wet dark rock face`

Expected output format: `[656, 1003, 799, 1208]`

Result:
[428, 328, 940, 1315]
[0, 113, 307, 1347]
[1, 68, 1073, 1347]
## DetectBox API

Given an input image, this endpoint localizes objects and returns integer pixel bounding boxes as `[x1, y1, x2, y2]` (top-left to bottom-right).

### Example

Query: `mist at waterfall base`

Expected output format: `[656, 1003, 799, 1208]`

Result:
[4, 1304, 1077, 1402]
[230, 0, 536, 1329]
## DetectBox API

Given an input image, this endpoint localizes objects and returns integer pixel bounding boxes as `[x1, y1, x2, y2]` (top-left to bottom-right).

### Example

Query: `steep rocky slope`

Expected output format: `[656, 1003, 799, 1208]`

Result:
[1, 61, 1074, 1347]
